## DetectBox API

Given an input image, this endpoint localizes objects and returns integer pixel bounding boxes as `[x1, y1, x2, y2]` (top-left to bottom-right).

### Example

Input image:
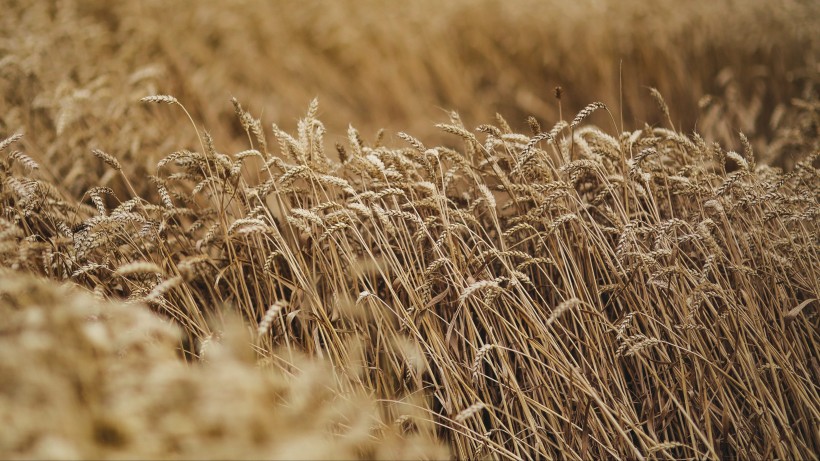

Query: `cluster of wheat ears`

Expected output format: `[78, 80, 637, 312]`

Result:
[0, 83, 817, 459]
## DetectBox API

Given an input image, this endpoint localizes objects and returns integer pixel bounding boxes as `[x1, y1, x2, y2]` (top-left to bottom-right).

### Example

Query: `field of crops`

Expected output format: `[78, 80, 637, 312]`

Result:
[1, 1, 818, 459]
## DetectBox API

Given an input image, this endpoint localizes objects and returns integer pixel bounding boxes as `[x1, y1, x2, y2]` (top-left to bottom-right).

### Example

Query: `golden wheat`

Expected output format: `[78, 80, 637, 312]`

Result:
[1, 1, 819, 459]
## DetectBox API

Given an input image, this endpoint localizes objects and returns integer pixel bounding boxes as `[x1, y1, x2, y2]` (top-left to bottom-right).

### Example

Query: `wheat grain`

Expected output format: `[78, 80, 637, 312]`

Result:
[454, 402, 486, 423]
[90, 149, 122, 171]
[545, 298, 581, 327]
[571, 102, 607, 128]
[0, 132, 23, 152]
[622, 336, 661, 357]
[649, 87, 671, 125]
[140, 95, 178, 104]
[144, 276, 182, 303]
[8, 151, 40, 170]
[257, 300, 288, 337]
[115, 261, 164, 276]
[459, 279, 502, 304]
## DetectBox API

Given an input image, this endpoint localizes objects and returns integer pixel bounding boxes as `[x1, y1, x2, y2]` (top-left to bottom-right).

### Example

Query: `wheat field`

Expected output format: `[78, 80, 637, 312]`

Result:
[1, 1, 818, 460]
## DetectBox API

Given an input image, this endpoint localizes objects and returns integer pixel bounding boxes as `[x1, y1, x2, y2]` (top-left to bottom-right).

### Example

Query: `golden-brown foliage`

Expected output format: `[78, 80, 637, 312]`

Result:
[0, 272, 446, 459]
[2, 0, 818, 199]
[2, 94, 818, 458]
[1, 1, 819, 459]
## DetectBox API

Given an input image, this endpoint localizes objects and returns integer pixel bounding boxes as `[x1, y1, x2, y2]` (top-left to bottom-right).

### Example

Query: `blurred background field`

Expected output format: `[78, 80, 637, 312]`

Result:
[1, 0, 818, 459]
[2, 0, 818, 197]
